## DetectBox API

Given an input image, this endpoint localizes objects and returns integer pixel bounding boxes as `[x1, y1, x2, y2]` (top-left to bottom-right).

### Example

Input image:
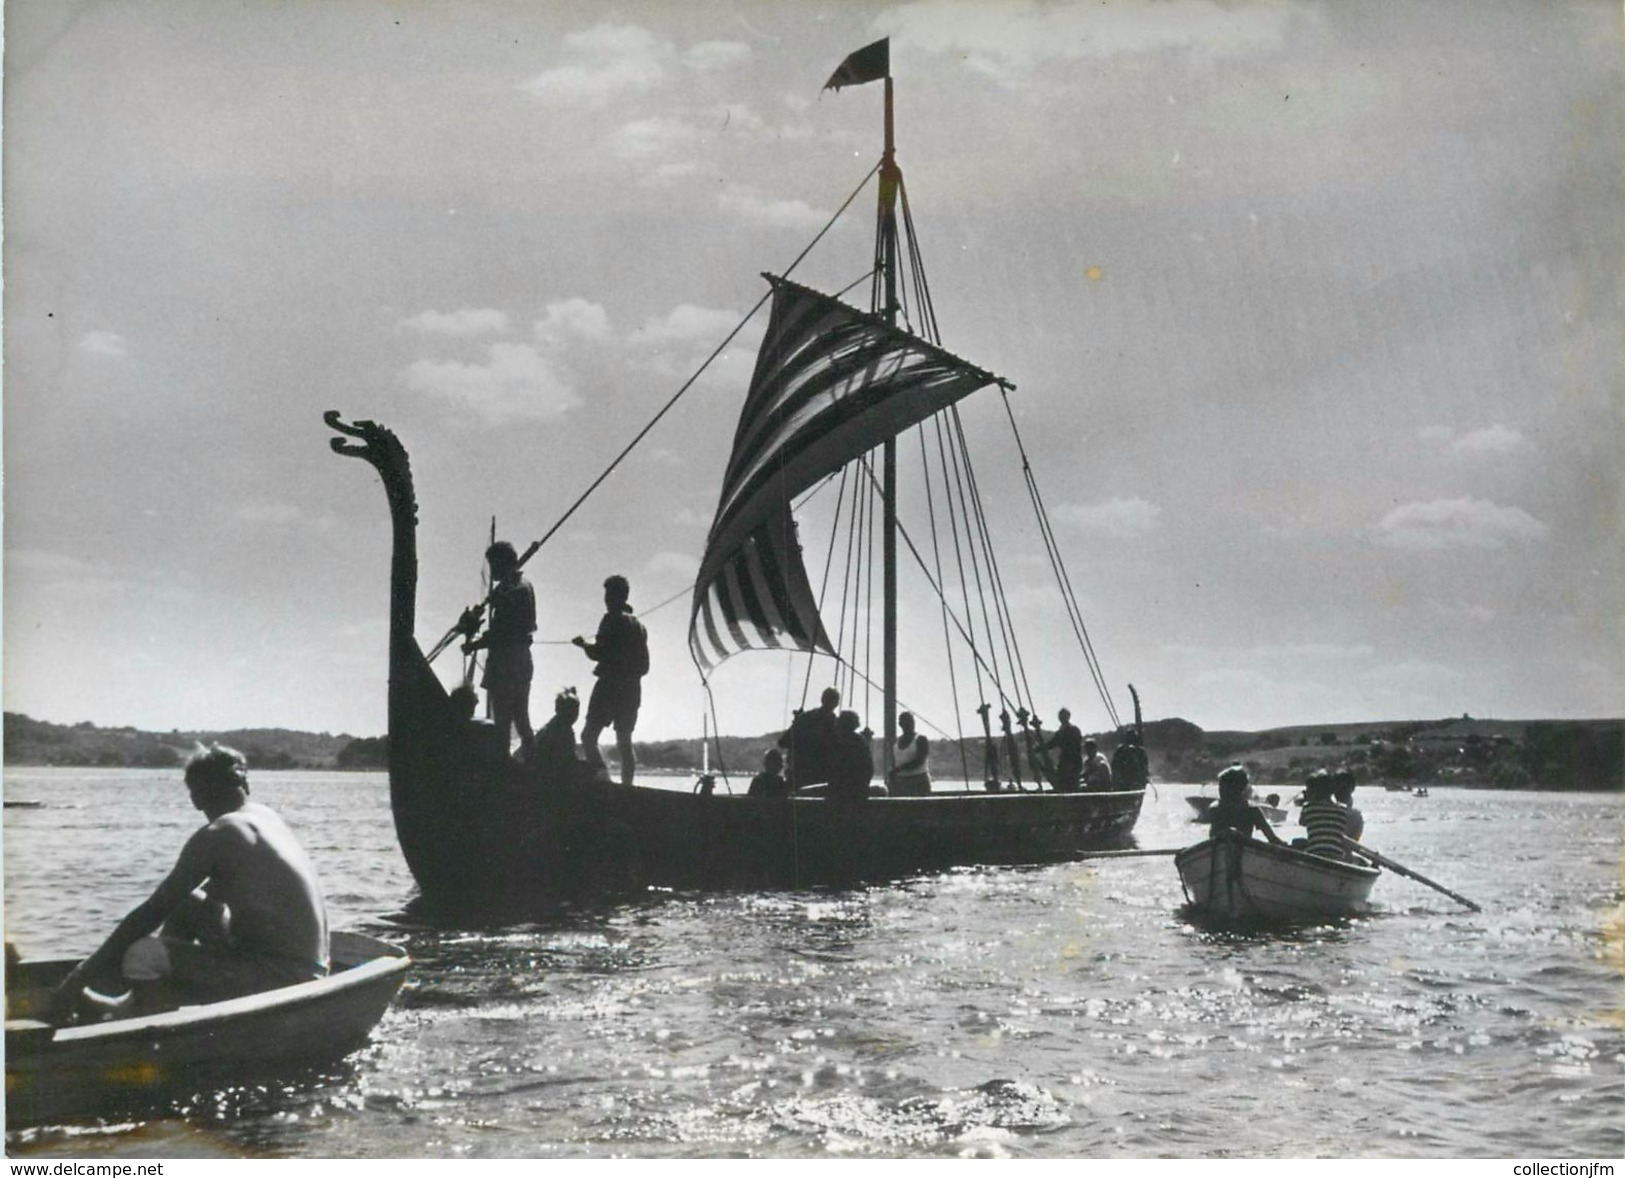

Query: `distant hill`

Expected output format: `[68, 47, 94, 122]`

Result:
[2, 713, 372, 771]
[4, 711, 1619, 790]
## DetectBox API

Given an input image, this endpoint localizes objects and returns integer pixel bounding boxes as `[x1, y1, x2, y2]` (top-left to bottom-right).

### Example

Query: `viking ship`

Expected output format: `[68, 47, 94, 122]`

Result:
[328, 40, 1146, 915]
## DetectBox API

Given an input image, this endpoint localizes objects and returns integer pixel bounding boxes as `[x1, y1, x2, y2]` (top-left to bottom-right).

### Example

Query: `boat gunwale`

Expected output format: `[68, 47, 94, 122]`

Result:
[1174, 834, 1381, 881]
[594, 781, 1149, 804]
[5, 931, 409, 1048]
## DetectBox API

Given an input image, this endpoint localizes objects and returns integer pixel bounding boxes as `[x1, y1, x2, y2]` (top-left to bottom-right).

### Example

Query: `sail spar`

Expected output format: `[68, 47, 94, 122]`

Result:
[688, 275, 1004, 673]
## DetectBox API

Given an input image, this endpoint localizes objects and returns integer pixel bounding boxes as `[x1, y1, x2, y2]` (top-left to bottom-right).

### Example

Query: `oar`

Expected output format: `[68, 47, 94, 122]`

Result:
[1077, 847, 1184, 860]
[1340, 835, 1481, 912]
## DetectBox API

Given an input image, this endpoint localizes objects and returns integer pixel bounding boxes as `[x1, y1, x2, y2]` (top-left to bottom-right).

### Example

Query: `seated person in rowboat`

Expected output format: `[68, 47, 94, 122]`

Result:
[1081, 738, 1114, 791]
[531, 687, 584, 779]
[1041, 708, 1084, 791]
[887, 711, 932, 796]
[748, 748, 793, 798]
[1331, 768, 1365, 841]
[47, 744, 330, 1024]
[825, 710, 876, 802]
[1208, 765, 1287, 844]
[777, 687, 841, 787]
[1294, 770, 1351, 859]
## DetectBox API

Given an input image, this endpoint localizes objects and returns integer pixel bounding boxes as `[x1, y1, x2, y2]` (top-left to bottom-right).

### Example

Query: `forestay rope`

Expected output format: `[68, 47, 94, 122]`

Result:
[424, 162, 883, 665]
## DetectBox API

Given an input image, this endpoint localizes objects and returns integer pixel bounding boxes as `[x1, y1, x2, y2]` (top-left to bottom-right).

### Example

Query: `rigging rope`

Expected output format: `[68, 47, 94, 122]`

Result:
[917, 425, 973, 786]
[428, 164, 885, 665]
[996, 388, 1122, 730]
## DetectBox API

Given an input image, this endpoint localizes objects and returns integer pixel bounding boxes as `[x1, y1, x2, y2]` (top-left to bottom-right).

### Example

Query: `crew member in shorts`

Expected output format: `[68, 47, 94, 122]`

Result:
[573, 574, 650, 786]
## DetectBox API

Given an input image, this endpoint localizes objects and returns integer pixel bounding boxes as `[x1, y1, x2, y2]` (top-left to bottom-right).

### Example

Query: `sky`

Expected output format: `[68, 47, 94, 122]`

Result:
[3, 0, 1621, 743]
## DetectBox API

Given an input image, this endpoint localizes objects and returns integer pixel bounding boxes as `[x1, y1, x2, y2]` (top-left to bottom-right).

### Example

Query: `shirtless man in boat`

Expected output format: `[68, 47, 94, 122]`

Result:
[47, 744, 330, 1023]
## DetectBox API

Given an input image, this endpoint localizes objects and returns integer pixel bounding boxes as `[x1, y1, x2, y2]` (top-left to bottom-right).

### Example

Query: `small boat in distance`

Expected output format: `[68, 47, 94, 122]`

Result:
[1189, 786, 1286, 824]
[1175, 835, 1380, 924]
[326, 39, 1147, 914]
[4, 930, 409, 1128]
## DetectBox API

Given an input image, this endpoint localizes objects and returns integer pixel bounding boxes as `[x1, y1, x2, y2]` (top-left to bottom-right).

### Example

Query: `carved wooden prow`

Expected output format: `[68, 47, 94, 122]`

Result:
[326, 411, 419, 647]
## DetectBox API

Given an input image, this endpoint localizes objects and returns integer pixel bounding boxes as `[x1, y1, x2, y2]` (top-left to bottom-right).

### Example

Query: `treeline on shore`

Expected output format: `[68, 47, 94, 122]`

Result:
[4, 711, 1620, 791]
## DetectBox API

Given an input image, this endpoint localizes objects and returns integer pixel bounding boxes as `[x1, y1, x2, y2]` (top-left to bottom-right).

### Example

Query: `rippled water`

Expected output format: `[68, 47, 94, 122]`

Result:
[4, 769, 1621, 1158]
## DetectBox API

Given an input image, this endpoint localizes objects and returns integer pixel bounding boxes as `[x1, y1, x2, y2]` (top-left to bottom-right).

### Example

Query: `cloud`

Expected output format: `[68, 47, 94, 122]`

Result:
[520, 24, 670, 108]
[685, 41, 751, 72]
[1417, 424, 1530, 459]
[1353, 659, 1466, 689]
[1372, 498, 1548, 550]
[612, 116, 701, 160]
[645, 550, 700, 580]
[631, 304, 743, 346]
[7, 547, 140, 602]
[402, 343, 583, 423]
[400, 308, 510, 337]
[1427, 600, 1498, 623]
[718, 185, 828, 231]
[1055, 496, 1163, 538]
[535, 298, 611, 342]
[1449, 425, 1528, 458]
[673, 507, 710, 527]
[644, 161, 703, 187]
[884, 0, 1301, 85]
[1252, 643, 1375, 662]
[78, 330, 128, 359]
[8, 548, 98, 577]
[1171, 641, 1374, 675]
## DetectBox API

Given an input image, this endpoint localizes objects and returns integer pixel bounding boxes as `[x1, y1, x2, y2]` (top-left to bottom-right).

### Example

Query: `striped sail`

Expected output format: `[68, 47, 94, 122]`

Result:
[688, 275, 1003, 673]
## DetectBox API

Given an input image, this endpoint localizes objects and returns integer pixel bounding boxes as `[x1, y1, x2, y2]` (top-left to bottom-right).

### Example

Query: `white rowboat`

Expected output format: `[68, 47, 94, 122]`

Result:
[1175, 835, 1379, 923]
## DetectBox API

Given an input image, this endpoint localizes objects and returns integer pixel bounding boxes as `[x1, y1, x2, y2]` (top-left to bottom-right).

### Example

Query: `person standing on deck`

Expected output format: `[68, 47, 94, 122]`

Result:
[1111, 730, 1150, 790]
[573, 574, 649, 786]
[1082, 738, 1114, 791]
[47, 745, 329, 1023]
[777, 687, 841, 787]
[462, 540, 537, 761]
[1042, 708, 1084, 791]
[888, 711, 932, 795]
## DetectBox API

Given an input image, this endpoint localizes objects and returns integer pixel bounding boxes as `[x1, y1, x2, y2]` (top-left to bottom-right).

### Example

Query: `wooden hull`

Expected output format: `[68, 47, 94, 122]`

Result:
[388, 641, 1146, 911]
[5, 931, 409, 1128]
[1174, 836, 1379, 924]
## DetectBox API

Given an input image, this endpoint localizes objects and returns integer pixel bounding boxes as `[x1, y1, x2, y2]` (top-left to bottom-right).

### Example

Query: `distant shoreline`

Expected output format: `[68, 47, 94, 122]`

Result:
[5, 710, 1620, 791]
[6, 765, 1619, 794]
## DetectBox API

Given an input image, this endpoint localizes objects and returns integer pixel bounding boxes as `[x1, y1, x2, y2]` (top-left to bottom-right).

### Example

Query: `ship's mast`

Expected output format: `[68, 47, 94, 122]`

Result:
[877, 75, 900, 778]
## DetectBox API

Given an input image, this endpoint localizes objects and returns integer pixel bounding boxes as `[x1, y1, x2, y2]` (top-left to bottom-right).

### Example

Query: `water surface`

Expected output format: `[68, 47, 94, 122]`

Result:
[4, 769, 1620, 1158]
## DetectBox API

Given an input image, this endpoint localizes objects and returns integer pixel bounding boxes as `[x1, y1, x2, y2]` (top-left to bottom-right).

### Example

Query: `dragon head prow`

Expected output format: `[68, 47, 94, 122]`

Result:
[326, 410, 408, 467]
[326, 410, 416, 522]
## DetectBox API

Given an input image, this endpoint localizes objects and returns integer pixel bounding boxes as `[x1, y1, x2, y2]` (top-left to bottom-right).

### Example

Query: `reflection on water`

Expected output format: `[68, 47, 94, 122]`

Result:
[4, 770, 1622, 1158]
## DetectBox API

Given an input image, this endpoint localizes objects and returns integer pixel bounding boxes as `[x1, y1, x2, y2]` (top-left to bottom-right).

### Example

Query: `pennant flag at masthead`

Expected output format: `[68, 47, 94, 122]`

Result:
[824, 38, 890, 90]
